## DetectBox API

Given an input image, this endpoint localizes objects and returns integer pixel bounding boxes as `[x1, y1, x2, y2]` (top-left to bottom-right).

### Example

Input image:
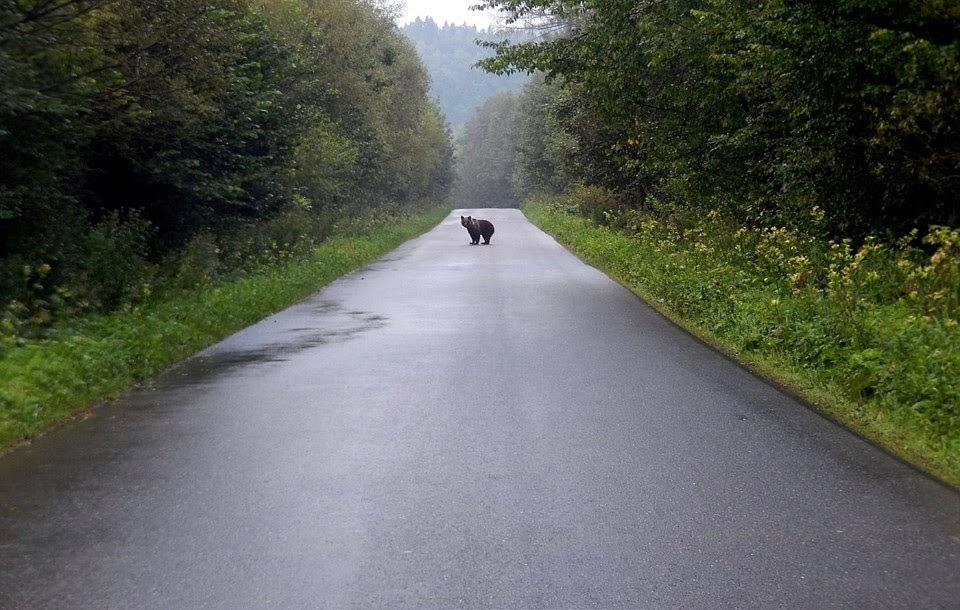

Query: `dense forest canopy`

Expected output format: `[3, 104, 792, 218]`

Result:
[400, 17, 529, 127]
[455, 92, 522, 207]
[0, 0, 454, 317]
[467, 0, 959, 240]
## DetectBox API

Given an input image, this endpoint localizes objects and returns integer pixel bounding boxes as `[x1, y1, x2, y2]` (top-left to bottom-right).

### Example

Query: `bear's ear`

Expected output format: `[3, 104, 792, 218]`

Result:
[461, 216, 465, 221]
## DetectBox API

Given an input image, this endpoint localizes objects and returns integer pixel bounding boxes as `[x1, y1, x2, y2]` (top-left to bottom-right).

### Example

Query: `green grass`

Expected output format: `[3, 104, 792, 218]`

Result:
[524, 196, 960, 487]
[0, 205, 449, 450]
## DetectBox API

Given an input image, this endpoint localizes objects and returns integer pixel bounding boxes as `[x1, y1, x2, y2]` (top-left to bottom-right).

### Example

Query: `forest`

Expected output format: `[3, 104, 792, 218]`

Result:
[464, 0, 958, 239]
[400, 17, 528, 127]
[1, 0, 454, 333]
[398, 17, 530, 207]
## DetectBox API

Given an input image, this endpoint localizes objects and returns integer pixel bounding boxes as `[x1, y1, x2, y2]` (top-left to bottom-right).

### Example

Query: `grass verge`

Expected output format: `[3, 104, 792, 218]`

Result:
[524, 196, 959, 488]
[0, 205, 449, 451]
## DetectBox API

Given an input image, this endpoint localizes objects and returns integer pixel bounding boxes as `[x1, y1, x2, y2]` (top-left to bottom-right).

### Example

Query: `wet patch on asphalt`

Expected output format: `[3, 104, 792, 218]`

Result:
[157, 301, 389, 388]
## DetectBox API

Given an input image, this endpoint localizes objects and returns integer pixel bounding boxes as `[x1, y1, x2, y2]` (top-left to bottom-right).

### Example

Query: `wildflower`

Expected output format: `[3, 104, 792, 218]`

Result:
[790, 269, 810, 291]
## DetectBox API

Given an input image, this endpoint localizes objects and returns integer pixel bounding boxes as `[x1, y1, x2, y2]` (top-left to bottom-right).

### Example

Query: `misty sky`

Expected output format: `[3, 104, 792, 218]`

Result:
[397, 0, 497, 28]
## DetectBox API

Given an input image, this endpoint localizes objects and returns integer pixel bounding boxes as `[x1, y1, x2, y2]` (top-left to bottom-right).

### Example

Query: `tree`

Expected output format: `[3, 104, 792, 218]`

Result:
[1, 1, 124, 301]
[1, 0, 454, 313]
[400, 17, 529, 127]
[455, 93, 521, 207]
[81, 1, 293, 243]
[268, 0, 452, 208]
[475, 0, 960, 238]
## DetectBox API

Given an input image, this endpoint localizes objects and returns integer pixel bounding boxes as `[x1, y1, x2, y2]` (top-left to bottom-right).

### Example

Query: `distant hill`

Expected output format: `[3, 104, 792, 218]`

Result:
[401, 17, 530, 128]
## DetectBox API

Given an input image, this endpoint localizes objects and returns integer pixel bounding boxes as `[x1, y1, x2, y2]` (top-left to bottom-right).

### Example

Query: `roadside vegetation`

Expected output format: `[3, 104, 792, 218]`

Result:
[1, 0, 456, 449]
[2, 0, 454, 326]
[463, 2, 959, 484]
[525, 194, 959, 486]
[0, 205, 449, 450]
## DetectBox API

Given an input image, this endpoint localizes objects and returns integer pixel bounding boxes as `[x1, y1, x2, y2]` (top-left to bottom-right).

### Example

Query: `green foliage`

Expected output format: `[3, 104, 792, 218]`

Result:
[76, 1, 294, 235]
[71, 211, 154, 311]
[525, 195, 960, 485]
[479, 0, 960, 239]
[511, 76, 566, 197]
[1, 0, 455, 328]
[455, 93, 522, 207]
[262, 0, 454, 206]
[289, 115, 362, 211]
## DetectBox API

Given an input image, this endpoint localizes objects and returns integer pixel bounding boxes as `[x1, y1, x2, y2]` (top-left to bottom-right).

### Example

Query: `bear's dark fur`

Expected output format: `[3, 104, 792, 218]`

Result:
[461, 215, 495, 245]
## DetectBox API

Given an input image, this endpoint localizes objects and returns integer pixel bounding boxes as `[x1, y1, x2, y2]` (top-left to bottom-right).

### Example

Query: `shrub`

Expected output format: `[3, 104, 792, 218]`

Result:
[72, 211, 154, 311]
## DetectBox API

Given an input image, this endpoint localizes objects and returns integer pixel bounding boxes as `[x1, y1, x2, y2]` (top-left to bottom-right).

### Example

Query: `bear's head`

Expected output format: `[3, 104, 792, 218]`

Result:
[461, 215, 473, 228]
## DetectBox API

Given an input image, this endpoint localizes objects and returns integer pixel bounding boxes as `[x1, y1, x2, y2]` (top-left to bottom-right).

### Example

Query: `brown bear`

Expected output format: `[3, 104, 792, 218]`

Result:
[461, 215, 495, 245]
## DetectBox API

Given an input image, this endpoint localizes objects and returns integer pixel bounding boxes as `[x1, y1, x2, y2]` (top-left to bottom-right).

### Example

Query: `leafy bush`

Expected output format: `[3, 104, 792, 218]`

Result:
[72, 211, 154, 311]
[169, 233, 222, 291]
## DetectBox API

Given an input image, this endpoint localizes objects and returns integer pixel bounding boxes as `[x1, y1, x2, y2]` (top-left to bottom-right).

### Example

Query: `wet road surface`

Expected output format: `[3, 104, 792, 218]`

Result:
[1, 209, 958, 608]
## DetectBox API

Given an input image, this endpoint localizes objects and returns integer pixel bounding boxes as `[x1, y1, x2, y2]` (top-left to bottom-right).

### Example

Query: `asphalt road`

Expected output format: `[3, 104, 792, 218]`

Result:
[1, 208, 958, 609]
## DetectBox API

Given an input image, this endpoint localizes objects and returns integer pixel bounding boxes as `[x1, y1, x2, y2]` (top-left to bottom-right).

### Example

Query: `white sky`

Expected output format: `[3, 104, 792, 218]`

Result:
[396, 0, 497, 29]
